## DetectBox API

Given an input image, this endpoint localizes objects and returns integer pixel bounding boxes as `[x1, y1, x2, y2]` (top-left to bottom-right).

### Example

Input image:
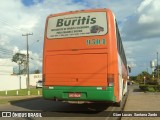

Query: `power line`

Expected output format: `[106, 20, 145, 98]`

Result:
[0, 47, 13, 52]
[0, 49, 13, 58]
[0, 45, 14, 59]
[0, 51, 13, 55]
[0, 65, 14, 66]
[0, 18, 28, 50]
[0, 51, 13, 54]
[0, 55, 13, 58]
[0, 18, 24, 33]
[30, 57, 42, 61]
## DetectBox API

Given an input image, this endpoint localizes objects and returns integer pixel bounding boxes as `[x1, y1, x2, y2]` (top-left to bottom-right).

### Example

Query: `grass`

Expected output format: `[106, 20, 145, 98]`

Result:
[0, 88, 42, 96]
[0, 88, 42, 105]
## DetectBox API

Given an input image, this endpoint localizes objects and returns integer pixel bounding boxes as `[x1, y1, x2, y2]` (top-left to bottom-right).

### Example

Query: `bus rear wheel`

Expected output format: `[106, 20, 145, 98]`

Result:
[115, 100, 121, 107]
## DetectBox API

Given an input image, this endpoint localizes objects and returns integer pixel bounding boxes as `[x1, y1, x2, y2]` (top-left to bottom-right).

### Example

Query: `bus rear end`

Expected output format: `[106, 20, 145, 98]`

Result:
[43, 9, 117, 102]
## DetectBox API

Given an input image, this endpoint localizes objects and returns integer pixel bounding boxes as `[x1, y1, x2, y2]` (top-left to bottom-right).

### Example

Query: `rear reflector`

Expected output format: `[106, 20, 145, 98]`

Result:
[43, 86, 54, 89]
[43, 74, 45, 86]
[49, 87, 54, 89]
[96, 86, 106, 90]
[96, 87, 102, 90]
[107, 74, 114, 86]
[102, 86, 106, 90]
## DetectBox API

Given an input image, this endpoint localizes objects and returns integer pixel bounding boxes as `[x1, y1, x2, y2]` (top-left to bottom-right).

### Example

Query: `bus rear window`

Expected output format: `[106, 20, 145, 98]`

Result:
[47, 12, 107, 39]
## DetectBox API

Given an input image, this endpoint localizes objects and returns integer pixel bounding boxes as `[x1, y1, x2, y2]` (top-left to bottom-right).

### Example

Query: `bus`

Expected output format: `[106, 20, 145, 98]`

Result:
[43, 8, 128, 106]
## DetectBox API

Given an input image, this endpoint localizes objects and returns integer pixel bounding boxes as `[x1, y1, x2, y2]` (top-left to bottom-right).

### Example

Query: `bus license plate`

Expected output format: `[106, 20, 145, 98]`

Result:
[69, 93, 81, 98]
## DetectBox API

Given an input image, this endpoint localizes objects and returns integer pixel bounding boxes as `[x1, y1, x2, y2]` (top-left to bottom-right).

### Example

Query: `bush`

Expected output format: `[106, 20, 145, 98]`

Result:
[139, 84, 160, 92]
[147, 81, 158, 85]
[157, 85, 160, 92]
[139, 84, 148, 91]
[147, 86, 155, 92]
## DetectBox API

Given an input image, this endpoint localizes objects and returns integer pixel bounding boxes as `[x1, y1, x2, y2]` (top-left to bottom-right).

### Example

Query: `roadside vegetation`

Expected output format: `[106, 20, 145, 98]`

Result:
[0, 88, 42, 104]
[0, 88, 42, 96]
[130, 71, 160, 92]
[139, 84, 160, 92]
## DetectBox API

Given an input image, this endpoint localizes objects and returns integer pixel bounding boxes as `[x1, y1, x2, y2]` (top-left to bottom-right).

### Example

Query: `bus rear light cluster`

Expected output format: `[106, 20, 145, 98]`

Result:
[102, 86, 106, 90]
[107, 74, 114, 86]
[42, 74, 45, 86]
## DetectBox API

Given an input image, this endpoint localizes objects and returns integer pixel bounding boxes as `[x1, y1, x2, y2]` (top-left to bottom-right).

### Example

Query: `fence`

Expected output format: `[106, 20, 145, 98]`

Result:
[0, 75, 27, 91]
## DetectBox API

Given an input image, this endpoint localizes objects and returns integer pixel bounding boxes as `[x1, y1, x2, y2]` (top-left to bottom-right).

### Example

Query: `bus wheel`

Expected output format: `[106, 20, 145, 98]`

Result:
[115, 101, 121, 107]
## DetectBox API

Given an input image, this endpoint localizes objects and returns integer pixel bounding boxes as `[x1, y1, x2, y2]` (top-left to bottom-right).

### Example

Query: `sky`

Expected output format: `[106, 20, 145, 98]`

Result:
[0, 0, 160, 75]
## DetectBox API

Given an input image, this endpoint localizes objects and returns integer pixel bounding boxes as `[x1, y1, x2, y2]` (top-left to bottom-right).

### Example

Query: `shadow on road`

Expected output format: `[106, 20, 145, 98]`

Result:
[10, 97, 112, 116]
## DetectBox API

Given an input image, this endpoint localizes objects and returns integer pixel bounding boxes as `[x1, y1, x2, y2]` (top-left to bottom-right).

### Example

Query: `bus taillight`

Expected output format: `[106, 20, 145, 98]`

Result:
[43, 74, 45, 86]
[107, 74, 114, 86]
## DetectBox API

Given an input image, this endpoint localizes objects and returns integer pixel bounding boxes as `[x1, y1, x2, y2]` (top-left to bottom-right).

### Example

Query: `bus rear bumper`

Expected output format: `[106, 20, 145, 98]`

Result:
[43, 86, 116, 102]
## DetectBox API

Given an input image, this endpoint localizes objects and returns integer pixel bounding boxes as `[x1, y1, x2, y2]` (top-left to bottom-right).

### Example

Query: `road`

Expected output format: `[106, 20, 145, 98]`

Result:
[0, 86, 130, 120]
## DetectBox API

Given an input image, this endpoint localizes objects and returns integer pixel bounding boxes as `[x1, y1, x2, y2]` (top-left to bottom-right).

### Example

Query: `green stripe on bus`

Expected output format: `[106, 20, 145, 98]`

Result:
[43, 86, 116, 102]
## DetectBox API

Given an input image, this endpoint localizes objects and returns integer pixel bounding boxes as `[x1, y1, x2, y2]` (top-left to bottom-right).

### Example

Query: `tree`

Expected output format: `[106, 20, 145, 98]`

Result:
[12, 53, 27, 74]
[154, 65, 160, 79]
[136, 71, 151, 83]
[129, 76, 137, 81]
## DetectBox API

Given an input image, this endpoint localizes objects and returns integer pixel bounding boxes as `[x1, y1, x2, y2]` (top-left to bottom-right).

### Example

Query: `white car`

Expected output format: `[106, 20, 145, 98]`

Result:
[36, 80, 43, 88]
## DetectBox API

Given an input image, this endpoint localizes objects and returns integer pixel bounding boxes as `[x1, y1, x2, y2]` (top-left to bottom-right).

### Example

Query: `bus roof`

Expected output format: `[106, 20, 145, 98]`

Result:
[47, 8, 113, 18]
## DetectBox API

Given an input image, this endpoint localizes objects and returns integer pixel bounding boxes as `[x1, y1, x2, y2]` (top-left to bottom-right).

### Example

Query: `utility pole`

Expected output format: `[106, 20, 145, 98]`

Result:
[22, 33, 33, 90]
[157, 52, 159, 80]
[17, 60, 21, 89]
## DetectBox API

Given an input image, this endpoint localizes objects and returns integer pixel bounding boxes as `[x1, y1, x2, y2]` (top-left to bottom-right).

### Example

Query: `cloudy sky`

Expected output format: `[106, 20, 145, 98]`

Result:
[0, 0, 160, 75]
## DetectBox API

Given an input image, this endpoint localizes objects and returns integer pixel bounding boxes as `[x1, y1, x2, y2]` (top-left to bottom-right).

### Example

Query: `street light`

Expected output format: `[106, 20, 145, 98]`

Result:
[144, 76, 146, 85]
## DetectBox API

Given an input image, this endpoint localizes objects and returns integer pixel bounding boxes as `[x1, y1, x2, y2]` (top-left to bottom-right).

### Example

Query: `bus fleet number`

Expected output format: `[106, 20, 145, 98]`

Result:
[86, 38, 106, 45]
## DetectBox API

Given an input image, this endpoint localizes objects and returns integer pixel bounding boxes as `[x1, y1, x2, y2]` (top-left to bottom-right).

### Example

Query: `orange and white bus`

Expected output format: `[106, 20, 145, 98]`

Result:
[43, 8, 128, 106]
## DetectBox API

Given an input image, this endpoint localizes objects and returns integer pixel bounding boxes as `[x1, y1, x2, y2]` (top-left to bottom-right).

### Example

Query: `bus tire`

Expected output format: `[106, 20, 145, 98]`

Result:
[115, 101, 121, 107]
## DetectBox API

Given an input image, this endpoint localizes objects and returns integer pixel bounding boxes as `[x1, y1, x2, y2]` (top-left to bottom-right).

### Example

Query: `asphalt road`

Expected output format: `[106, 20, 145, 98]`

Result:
[0, 86, 129, 120]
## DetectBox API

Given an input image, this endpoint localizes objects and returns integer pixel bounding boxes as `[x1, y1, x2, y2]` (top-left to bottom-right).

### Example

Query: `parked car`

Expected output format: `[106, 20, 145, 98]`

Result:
[36, 80, 42, 88]
[127, 81, 133, 85]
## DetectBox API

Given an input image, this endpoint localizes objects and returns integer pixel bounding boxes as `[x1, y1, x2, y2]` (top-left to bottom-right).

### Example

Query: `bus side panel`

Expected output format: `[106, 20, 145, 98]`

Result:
[107, 10, 119, 102]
